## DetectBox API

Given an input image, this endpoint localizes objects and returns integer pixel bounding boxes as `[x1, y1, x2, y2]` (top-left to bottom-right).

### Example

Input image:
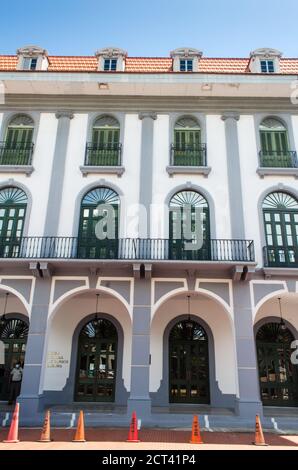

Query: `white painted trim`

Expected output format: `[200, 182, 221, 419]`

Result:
[48, 277, 90, 319]
[249, 280, 288, 321]
[195, 278, 233, 318]
[151, 278, 187, 320]
[0, 276, 35, 316]
[96, 277, 134, 318]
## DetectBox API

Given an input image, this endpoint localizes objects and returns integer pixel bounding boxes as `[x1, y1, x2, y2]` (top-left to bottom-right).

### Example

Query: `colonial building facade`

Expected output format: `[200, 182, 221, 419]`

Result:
[0, 45, 297, 427]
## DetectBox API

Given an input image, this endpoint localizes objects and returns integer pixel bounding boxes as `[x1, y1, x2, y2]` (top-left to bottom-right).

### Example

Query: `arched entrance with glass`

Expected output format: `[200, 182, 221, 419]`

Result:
[0, 315, 29, 401]
[256, 321, 298, 406]
[0, 187, 28, 258]
[169, 318, 210, 404]
[78, 187, 119, 259]
[75, 317, 118, 402]
[263, 191, 298, 267]
[169, 190, 210, 260]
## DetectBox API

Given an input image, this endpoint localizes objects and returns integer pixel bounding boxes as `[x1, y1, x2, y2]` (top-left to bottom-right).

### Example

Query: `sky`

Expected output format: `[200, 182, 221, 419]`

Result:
[0, 0, 297, 57]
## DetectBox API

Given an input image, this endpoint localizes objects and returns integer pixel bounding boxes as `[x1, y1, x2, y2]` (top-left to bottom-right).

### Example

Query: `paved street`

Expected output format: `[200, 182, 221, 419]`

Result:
[0, 429, 298, 450]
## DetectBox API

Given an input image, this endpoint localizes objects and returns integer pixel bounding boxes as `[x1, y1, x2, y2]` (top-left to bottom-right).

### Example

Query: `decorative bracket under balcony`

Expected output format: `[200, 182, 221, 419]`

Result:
[166, 165, 211, 177]
[0, 165, 34, 176]
[257, 167, 298, 179]
[80, 165, 125, 177]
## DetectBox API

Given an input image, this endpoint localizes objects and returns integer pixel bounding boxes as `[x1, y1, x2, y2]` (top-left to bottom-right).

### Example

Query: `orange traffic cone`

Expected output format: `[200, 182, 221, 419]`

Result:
[189, 415, 203, 444]
[38, 410, 51, 442]
[3, 403, 20, 443]
[253, 415, 268, 446]
[127, 411, 140, 443]
[72, 410, 86, 442]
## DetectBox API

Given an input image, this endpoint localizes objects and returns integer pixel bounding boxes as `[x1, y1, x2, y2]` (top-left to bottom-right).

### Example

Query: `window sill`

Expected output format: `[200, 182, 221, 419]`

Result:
[0, 165, 34, 176]
[80, 165, 125, 177]
[257, 167, 298, 178]
[263, 267, 298, 277]
[166, 165, 211, 177]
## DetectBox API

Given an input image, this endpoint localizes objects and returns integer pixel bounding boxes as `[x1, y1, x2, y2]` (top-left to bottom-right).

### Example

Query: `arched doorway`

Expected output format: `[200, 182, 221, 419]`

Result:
[263, 191, 298, 267]
[75, 318, 118, 402]
[0, 187, 28, 258]
[169, 319, 210, 404]
[78, 187, 120, 259]
[169, 190, 210, 260]
[256, 322, 298, 406]
[0, 318, 29, 400]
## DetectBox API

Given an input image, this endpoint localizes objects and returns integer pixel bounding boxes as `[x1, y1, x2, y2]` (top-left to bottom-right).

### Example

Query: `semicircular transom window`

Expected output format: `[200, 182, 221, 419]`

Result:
[259, 118, 286, 131]
[0, 187, 28, 205]
[82, 187, 120, 206]
[256, 322, 294, 344]
[170, 190, 208, 208]
[175, 117, 200, 130]
[80, 318, 118, 339]
[0, 318, 29, 340]
[262, 192, 298, 210]
[93, 115, 120, 129]
[169, 320, 208, 341]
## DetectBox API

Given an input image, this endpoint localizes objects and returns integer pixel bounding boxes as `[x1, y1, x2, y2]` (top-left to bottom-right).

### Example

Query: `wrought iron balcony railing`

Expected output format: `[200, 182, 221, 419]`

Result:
[259, 150, 298, 168]
[170, 143, 207, 166]
[85, 142, 122, 166]
[0, 237, 255, 262]
[0, 142, 34, 165]
[263, 246, 298, 268]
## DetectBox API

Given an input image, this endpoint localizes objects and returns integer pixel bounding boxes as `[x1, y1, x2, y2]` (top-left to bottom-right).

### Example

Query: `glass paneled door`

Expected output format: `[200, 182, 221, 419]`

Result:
[0, 318, 29, 401]
[75, 319, 117, 402]
[169, 320, 210, 404]
[0, 187, 27, 258]
[263, 192, 298, 267]
[256, 323, 298, 406]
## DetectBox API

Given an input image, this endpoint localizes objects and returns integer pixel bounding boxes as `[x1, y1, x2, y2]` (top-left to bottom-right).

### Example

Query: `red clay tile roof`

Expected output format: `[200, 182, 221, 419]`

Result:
[1, 55, 298, 74]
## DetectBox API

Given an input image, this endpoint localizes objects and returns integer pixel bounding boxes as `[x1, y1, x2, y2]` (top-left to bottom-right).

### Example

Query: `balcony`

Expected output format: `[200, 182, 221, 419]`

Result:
[0, 237, 255, 263]
[80, 142, 124, 176]
[167, 143, 210, 176]
[257, 151, 298, 178]
[263, 246, 298, 269]
[0, 142, 34, 174]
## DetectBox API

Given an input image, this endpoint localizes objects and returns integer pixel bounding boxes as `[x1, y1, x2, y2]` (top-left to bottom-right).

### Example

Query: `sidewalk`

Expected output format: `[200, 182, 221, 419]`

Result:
[1, 429, 298, 450]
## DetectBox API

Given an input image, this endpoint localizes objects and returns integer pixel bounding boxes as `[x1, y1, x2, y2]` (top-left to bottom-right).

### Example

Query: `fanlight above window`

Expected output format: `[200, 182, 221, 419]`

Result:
[80, 319, 117, 339]
[169, 320, 207, 341]
[256, 322, 294, 344]
[175, 117, 200, 129]
[169, 190, 208, 208]
[82, 187, 120, 206]
[93, 115, 120, 128]
[262, 192, 298, 210]
[8, 114, 34, 127]
[259, 118, 286, 131]
[0, 187, 28, 205]
[0, 318, 29, 339]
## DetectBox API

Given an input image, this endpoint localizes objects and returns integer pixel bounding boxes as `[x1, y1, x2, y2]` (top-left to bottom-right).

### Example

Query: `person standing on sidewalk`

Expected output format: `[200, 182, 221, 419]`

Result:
[8, 362, 23, 405]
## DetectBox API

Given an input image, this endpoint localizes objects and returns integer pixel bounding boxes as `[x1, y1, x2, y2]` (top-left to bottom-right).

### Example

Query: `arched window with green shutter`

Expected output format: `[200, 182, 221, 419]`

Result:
[78, 187, 120, 259]
[259, 118, 295, 167]
[0, 187, 28, 258]
[86, 116, 121, 166]
[0, 115, 34, 165]
[172, 117, 206, 166]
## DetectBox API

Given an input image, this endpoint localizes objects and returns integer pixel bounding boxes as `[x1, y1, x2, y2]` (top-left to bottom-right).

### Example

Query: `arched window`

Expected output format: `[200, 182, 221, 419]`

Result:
[259, 118, 293, 167]
[173, 117, 205, 166]
[169, 319, 210, 403]
[256, 322, 298, 406]
[78, 187, 120, 259]
[87, 115, 121, 166]
[1, 115, 34, 165]
[169, 190, 210, 260]
[0, 187, 28, 258]
[75, 318, 118, 402]
[263, 191, 298, 267]
[0, 318, 29, 400]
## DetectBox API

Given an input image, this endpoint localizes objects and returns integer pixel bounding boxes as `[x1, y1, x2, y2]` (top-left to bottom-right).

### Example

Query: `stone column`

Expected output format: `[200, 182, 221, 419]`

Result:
[233, 282, 263, 417]
[18, 278, 51, 425]
[43, 110, 74, 236]
[138, 112, 156, 237]
[127, 278, 152, 421]
[221, 112, 245, 239]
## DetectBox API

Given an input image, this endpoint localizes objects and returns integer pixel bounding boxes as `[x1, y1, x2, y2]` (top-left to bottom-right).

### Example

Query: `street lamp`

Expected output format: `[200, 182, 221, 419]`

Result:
[93, 293, 100, 328]
[185, 295, 193, 330]
[278, 297, 286, 331]
[0, 293, 9, 329]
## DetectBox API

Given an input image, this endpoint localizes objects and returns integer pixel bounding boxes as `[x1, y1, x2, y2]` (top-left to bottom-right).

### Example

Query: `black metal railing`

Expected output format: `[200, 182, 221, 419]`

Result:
[263, 246, 298, 268]
[0, 142, 34, 165]
[0, 237, 255, 262]
[85, 142, 122, 166]
[259, 150, 298, 168]
[170, 143, 207, 166]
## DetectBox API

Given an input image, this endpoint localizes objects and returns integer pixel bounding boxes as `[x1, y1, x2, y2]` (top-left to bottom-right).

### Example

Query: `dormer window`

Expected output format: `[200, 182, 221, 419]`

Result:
[249, 48, 282, 74]
[95, 47, 127, 72]
[260, 60, 275, 73]
[180, 59, 193, 72]
[170, 47, 202, 72]
[104, 58, 117, 71]
[23, 57, 38, 71]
